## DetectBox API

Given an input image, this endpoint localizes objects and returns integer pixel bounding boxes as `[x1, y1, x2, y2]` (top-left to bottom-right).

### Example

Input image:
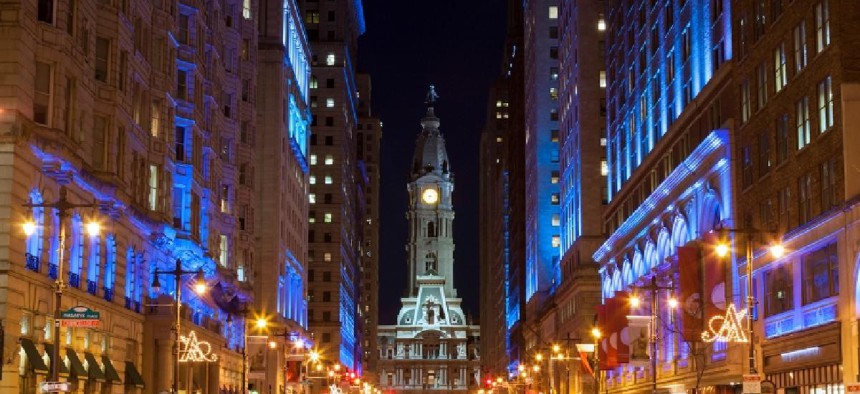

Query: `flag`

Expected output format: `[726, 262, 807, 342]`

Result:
[678, 245, 703, 341]
[702, 233, 727, 322]
[611, 291, 630, 364]
[596, 304, 612, 369]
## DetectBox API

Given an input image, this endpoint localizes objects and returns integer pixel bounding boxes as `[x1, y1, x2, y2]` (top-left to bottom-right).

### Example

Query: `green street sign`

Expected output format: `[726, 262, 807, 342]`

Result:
[60, 306, 100, 320]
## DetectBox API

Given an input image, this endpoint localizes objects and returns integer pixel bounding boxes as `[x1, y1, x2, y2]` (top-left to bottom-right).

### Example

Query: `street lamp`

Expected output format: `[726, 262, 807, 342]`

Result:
[23, 186, 100, 385]
[151, 258, 208, 393]
[713, 224, 784, 376]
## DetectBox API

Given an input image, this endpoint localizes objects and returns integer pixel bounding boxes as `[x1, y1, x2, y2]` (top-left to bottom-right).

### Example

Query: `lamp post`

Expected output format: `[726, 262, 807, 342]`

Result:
[714, 222, 784, 377]
[23, 186, 100, 385]
[630, 276, 676, 394]
[151, 258, 207, 393]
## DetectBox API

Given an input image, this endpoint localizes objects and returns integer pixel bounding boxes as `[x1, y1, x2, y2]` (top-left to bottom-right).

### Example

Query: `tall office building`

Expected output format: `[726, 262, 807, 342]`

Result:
[377, 89, 481, 393]
[298, 0, 366, 373]
[523, 0, 561, 322]
[253, 0, 313, 391]
[355, 72, 382, 382]
[730, 0, 860, 388]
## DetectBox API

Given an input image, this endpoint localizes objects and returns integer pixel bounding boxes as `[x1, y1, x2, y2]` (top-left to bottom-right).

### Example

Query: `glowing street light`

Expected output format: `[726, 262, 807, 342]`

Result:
[86, 221, 101, 237]
[715, 242, 731, 258]
[629, 295, 641, 308]
[591, 327, 601, 339]
[22, 220, 36, 236]
[769, 243, 785, 258]
[668, 297, 679, 309]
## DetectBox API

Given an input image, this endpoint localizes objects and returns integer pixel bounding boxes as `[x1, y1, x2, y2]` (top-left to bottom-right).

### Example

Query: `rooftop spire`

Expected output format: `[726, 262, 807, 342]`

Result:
[424, 84, 439, 107]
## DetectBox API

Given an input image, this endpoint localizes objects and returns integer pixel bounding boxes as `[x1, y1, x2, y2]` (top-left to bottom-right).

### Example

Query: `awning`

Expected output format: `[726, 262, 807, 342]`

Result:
[43, 343, 69, 376]
[83, 352, 106, 381]
[101, 355, 122, 384]
[66, 348, 87, 378]
[124, 361, 145, 388]
[19, 338, 48, 374]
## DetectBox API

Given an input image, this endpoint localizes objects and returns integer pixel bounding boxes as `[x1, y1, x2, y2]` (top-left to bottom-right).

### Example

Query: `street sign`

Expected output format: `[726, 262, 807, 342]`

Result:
[40, 381, 72, 393]
[743, 374, 762, 394]
[59, 306, 100, 328]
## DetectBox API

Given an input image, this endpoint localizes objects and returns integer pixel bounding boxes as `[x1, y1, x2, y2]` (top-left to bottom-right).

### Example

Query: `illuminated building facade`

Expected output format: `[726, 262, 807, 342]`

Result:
[0, 0, 274, 392]
[523, 0, 561, 313]
[299, 0, 366, 373]
[355, 73, 382, 383]
[253, 0, 313, 391]
[377, 90, 481, 393]
[731, 0, 860, 390]
[594, 0, 743, 393]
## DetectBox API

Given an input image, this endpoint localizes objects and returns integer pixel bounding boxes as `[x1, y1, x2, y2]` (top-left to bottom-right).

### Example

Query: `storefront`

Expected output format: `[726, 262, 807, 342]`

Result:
[762, 323, 843, 394]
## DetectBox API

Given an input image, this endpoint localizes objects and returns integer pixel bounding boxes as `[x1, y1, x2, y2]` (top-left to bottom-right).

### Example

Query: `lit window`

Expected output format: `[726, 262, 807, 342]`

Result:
[551, 171, 559, 184]
[496, 100, 503, 107]
[599, 71, 607, 88]
[309, 176, 316, 184]
[496, 137, 503, 143]
[814, 0, 830, 53]
[325, 155, 334, 165]
[326, 53, 336, 66]
[818, 75, 833, 132]
[309, 216, 315, 223]
[243, 0, 251, 19]
[796, 96, 811, 150]
[598, 14, 606, 31]
[549, 6, 558, 19]
[549, 87, 558, 100]
[326, 98, 335, 108]
[309, 193, 316, 203]
[552, 214, 560, 226]
[774, 43, 787, 93]
[324, 213, 333, 223]
[324, 176, 333, 184]
[601, 160, 608, 176]
[496, 112, 502, 119]
[324, 253, 332, 262]
[310, 155, 318, 165]
[600, 138, 607, 146]
[551, 235, 561, 248]
[551, 193, 560, 205]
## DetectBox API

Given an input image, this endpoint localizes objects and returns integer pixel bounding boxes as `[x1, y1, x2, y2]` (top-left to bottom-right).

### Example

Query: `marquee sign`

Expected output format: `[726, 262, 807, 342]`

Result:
[179, 331, 218, 362]
[701, 304, 749, 343]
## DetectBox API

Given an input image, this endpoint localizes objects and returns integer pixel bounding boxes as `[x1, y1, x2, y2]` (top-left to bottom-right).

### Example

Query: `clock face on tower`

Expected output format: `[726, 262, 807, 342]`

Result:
[421, 188, 439, 204]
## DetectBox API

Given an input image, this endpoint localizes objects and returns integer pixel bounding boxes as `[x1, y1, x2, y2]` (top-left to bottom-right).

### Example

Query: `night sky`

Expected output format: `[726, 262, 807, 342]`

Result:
[357, 0, 508, 324]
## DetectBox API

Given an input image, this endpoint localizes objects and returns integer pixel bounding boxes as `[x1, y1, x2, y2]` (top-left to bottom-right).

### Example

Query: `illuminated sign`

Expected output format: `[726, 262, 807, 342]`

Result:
[701, 304, 748, 343]
[179, 331, 218, 362]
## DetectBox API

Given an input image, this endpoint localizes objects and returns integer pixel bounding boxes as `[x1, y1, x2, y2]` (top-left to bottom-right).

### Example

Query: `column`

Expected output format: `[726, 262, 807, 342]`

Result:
[207, 359, 220, 394]
[157, 338, 172, 391]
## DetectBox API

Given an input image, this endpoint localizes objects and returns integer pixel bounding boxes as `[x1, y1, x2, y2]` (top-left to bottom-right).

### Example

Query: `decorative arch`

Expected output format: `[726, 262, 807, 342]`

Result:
[632, 249, 645, 279]
[643, 239, 657, 274]
[699, 190, 723, 233]
[611, 268, 623, 293]
[621, 258, 634, 287]
[672, 214, 690, 249]
[656, 227, 672, 267]
[603, 274, 614, 300]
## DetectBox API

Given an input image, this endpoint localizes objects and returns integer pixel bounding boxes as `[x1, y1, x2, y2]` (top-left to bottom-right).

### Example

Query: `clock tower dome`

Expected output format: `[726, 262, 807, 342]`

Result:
[406, 85, 456, 297]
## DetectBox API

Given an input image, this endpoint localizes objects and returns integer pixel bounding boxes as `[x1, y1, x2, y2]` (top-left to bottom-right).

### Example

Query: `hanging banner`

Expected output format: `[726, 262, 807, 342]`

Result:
[609, 291, 630, 364]
[678, 245, 703, 341]
[596, 304, 612, 369]
[627, 315, 651, 367]
[703, 233, 727, 321]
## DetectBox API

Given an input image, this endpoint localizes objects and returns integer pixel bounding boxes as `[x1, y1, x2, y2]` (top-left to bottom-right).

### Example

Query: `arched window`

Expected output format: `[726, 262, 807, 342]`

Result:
[104, 235, 116, 301]
[68, 214, 83, 288]
[25, 190, 45, 272]
[125, 248, 137, 310]
[427, 222, 436, 237]
[424, 252, 437, 273]
[87, 233, 101, 295]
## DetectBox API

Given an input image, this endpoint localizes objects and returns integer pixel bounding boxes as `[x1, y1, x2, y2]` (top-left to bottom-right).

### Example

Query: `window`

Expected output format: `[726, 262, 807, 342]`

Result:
[776, 114, 789, 163]
[759, 199, 773, 230]
[548, 6, 558, 19]
[818, 76, 834, 133]
[551, 214, 560, 226]
[815, 0, 830, 53]
[310, 155, 317, 165]
[821, 160, 837, 210]
[95, 37, 110, 82]
[598, 13, 606, 31]
[324, 252, 332, 262]
[38, 0, 54, 24]
[175, 126, 186, 161]
[309, 193, 316, 204]
[600, 160, 608, 176]
[794, 22, 808, 73]
[550, 130, 559, 142]
[549, 26, 558, 39]
[323, 271, 332, 282]
[796, 97, 811, 150]
[324, 176, 332, 184]
[778, 186, 791, 230]
[802, 242, 838, 304]
[742, 145, 753, 188]
[550, 68, 559, 81]
[149, 165, 159, 211]
[309, 176, 316, 184]
[178, 14, 190, 44]
[322, 291, 331, 302]
[34, 61, 52, 125]
[324, 213, 333, 223]
[551, 171, 559, 184]
[798, 173, 812, 223]
[324, 155, 334, 165]
[774, 43, 787, 93]
[219, 235, 229, 267]
[740, 80, 751, 123]
[551, 235, 560, 248]
[326, 98, 335, 108]
[92, 116, 108, 170]
[757, 63, 768, 110]
[177, 69, 188, 100]
[551, 193, 560, 205]
[765, 265, 793, 317]
[326, 53, 336, 66]
[599, 71, 606, 88]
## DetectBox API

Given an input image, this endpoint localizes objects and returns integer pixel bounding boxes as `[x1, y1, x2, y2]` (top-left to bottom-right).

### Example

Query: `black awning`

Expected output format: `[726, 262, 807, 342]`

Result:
[83, 352, 106, 381]
[19, 338, 48, 374]
[66, 348, 87, 378]
[42, 343, 69, 376]
[124, 361, 145, 388]
[101, 355, 122, 384]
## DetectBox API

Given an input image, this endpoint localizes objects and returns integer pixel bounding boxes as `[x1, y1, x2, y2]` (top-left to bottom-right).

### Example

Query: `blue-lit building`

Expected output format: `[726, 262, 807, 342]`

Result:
[298, 0, 367, 375]
[594, 0, 743, 393]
